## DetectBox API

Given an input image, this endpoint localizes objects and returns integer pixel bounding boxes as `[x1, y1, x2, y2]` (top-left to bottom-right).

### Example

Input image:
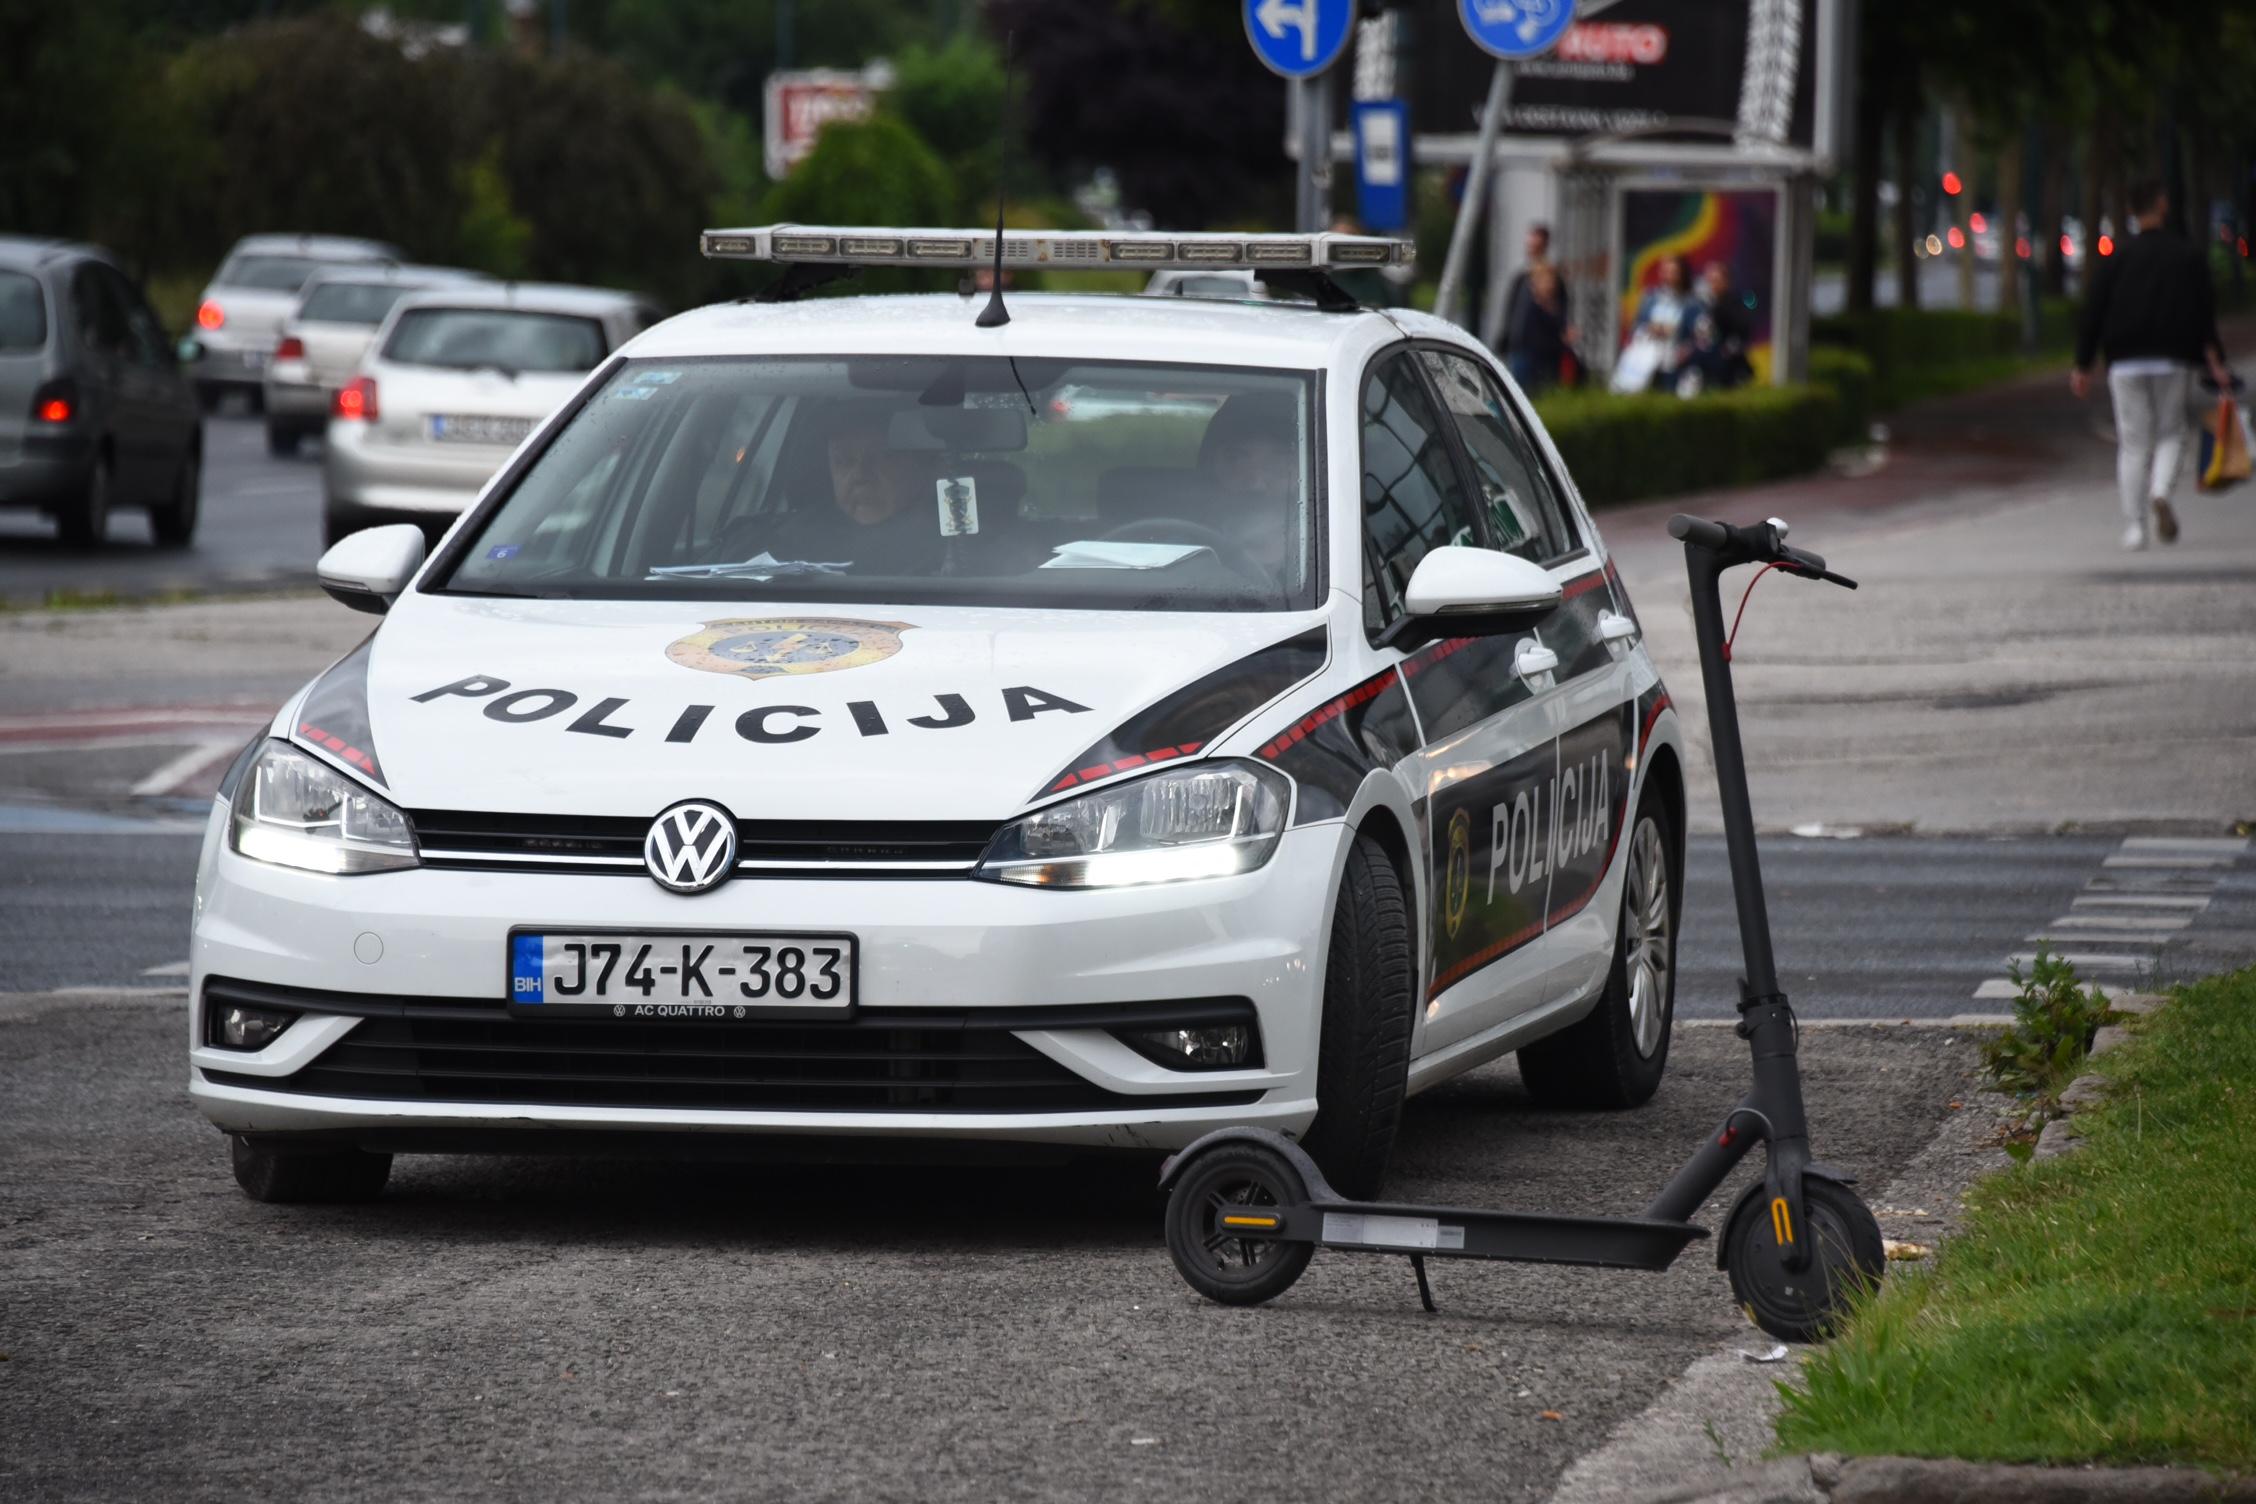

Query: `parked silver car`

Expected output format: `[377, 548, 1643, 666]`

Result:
[0, 236, 201, 547]
[262, 264, 485, 456]
[188, 234, 400, 411]
[322, 282, 659, 545]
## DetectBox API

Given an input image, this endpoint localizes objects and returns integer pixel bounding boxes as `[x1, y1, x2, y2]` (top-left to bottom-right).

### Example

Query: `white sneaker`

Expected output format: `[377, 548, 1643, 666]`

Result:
[2121, 523, 2149, 551]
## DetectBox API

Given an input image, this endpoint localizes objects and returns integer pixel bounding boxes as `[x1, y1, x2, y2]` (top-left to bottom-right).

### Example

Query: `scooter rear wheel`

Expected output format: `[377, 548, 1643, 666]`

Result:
[1723, 1177, 1884, 1342]
[1165, 1142, 1316, 1306]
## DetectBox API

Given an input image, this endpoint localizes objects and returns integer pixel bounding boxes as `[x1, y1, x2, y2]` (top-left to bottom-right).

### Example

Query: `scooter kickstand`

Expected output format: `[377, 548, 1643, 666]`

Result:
[1410, 1254, 1438, 1314]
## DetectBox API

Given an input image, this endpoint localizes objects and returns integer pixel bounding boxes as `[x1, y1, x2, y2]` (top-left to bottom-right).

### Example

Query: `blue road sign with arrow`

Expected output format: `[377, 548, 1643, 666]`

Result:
[1458, 0, 1576, 61]
[1243, 0, 1354, 80]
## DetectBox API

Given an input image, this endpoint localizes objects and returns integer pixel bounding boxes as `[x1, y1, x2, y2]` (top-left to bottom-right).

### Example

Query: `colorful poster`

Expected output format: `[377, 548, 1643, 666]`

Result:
[1616, 187, 1778, 382]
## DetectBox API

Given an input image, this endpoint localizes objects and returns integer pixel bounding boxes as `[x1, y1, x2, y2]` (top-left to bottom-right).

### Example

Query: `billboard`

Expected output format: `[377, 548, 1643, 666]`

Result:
[763, 69, 879, 181]
[1616, 186, 1780, 382]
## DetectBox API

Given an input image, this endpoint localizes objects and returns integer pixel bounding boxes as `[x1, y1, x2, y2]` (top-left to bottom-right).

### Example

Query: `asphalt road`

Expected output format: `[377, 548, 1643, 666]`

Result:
[0, 992, 1979, 1504]
[0, 410, 323, 607]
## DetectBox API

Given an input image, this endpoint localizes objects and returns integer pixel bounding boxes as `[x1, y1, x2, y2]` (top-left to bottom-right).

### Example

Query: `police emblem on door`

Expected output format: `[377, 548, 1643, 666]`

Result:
[666, 618, 912, 679]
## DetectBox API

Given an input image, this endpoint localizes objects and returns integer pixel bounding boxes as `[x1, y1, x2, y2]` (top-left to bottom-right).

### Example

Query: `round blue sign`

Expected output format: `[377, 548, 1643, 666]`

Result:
[1242, 0, 1355, 80]
[1458, 0, 1576, 61]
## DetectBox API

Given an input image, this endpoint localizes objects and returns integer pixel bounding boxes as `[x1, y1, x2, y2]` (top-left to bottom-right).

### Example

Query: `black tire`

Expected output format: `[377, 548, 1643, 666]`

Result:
[229, 1135, 392, 1204]
[1722, 1177, 1885, 1342]
[1299, 832, 1415, 1198]
[265, 420, 301, 457]
[196, 381, 225, 415]
[57, 452, 113, 548]
[1164, 1141, 1315, 1306]
[150, 448, 200, 546]
[1517, 784, 1680, 1108]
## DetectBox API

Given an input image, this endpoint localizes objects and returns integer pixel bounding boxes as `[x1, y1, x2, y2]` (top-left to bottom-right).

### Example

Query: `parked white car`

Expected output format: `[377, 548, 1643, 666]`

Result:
[321, 282, 659, 545]
[186, 234, 400, 411]
[193, 228, 1685, 1208]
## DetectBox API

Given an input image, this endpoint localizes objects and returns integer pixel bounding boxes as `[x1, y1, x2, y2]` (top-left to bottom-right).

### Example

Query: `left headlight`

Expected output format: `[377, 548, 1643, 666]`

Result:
[227, 740, 419, 875]
[974, 760, 1289, 889]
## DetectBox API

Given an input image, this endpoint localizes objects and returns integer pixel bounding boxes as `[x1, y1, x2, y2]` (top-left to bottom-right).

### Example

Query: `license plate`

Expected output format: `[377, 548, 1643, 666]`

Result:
[508, 930, 856, 1019]
[430, 413, 534, 446]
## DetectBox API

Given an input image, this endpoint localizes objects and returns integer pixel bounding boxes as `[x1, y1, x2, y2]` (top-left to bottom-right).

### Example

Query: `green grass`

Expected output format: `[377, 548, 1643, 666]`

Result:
[1777, 967, 2256, 1472]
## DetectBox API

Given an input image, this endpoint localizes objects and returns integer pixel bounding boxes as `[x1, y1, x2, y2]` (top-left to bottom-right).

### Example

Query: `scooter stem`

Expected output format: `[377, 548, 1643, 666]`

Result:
[1683, 547, 1780, 1000]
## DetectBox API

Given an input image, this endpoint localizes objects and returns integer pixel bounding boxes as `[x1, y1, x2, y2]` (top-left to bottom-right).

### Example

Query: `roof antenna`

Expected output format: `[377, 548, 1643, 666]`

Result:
[975, 31, 1014, 329]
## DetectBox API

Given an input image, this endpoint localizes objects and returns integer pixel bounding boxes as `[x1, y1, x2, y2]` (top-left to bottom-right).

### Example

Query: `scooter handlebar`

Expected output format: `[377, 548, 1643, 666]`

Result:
[1666, 515, 1857, 589]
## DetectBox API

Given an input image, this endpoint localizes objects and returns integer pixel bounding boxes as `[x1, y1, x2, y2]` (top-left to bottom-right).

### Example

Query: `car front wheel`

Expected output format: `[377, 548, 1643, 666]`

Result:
[1516, 784, 1679, 1108]
[230, 1135, 392, 1203]
[1299, 831, 1415, 1197]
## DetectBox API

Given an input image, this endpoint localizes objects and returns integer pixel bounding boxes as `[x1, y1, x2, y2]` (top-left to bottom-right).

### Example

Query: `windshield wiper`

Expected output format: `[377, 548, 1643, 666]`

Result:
[646, 556, 853, 581]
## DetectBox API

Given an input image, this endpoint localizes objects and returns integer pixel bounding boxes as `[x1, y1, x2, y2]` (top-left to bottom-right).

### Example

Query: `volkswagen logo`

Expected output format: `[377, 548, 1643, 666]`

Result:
[643, 800, 739, 894]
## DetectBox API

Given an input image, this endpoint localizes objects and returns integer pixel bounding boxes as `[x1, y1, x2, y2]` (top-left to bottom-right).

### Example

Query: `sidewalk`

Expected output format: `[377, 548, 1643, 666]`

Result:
[1606, 357, 2256, 835]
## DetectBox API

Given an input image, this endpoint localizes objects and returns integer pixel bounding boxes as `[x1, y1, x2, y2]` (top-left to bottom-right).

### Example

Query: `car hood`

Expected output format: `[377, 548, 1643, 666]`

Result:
[314, 593, 1332, 823]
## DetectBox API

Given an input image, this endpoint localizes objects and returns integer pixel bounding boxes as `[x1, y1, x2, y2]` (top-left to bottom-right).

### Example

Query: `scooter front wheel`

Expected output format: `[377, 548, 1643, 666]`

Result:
[1165, 1141, 1316, 1306]
[1722, 1178, 1884, 1342]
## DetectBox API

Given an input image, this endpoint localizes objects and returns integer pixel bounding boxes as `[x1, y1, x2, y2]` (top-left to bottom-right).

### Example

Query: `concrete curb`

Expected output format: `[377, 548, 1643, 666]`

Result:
[1627, 1454, 2256, 1503]
[2032, 992, 2164, 1163]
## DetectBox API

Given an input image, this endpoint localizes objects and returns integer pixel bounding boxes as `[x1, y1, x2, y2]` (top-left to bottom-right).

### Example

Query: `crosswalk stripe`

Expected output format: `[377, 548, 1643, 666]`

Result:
[2071, 894, 2211, 911]
[1971, 978, 2021, 1000]
[2102, 854, 2235, 869]
[2006, 951, 2148, 972]
[2114, 836, 2250, 855]
[2038, 914, 2192, 932]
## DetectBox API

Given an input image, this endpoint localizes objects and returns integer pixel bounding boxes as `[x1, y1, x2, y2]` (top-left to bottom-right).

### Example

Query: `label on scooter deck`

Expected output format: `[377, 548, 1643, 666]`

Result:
[1321, 1212, 1468, 1251]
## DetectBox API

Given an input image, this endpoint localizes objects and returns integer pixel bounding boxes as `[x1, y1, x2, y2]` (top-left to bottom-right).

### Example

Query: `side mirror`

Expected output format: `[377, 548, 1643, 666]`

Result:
[1380, 546, 1561, 650]
[316, 524, 426, 615]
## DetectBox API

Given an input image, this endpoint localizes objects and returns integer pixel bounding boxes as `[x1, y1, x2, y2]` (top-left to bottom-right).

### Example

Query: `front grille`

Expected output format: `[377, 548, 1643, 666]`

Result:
[409, 810, 1002, 877]
[200, 981, 1262, 1115]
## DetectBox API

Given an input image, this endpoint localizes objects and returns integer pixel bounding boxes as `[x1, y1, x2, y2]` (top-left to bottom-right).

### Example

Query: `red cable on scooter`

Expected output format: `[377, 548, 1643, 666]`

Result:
[1723, 562, 1783, 662]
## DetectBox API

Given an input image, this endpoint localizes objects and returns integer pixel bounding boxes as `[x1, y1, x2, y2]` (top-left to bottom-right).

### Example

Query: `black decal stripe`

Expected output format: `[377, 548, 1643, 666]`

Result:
[1544, 703, 1636, 928]
[291, 636, 386, 786]
[1035, 625, 1328, 798]
[1399, 563, 1621, 744]
[1425, 739, 1555, 998]
[1260, 666, 1418, 825]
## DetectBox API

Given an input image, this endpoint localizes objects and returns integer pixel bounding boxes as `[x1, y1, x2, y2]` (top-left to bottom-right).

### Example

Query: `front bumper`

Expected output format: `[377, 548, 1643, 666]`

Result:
[189, 820, 1343, 1151]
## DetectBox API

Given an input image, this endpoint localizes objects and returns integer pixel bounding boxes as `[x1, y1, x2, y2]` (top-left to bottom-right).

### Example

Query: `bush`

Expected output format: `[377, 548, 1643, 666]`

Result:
[1813, 300, 2077, 410]
[1808, 345, 1876, 445]
[1534, 382, 1841, 507]
[1982, 947, 2112, 1100]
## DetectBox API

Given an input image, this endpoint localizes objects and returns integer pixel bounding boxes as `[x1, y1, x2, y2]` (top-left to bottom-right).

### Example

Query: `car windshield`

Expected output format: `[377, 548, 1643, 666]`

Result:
[216, 255, 334, 293]
[299, 281, 417, 326]
[0, 271, 45, 352]
[440, 355, 1320, 613]
[383, 308, 605, 374]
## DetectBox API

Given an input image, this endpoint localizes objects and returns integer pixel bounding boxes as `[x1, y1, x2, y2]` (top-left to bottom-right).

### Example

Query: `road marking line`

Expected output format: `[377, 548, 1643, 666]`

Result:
[2114, 836, 2250, 855]
[2037, 914, 2192, 932]
[2071, 894, 2211, 911]
[1971, 979, 2020, 1000]
[2102, 854, 2235, 868]
[139, 960, 191, 977]
[1685, 1014, 2011, 1029]
[2007, 951, 2148, 972]
[2083, 875, 2220, 893]
[130, 737, 241, 797]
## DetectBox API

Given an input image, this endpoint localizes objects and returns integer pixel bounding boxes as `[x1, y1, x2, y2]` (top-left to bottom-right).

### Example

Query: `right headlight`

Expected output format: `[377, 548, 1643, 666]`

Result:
[974, 760, 1290, 889]
[227, 740, 419, 875]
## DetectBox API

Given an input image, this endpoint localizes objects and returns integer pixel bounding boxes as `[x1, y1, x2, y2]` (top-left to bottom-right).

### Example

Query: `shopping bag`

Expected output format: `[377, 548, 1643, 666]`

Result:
[2197, 394, 2252, 491]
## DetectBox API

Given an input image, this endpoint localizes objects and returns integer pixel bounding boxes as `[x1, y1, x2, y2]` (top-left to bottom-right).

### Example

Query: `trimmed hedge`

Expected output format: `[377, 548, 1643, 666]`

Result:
[1534, 381, 1841, 507]
[1808, 345, 1877, 445]
[1813, 301, 2077, 410]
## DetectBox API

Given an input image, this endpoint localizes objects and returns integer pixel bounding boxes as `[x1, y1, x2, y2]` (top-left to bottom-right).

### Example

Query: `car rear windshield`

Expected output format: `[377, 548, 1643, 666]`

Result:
[438, 355, 1320, 613]
[298, 281, 416, 326]
[0, 271, 45, 352]
[383, 308, 606, 374]
[215, 255, 334, 294]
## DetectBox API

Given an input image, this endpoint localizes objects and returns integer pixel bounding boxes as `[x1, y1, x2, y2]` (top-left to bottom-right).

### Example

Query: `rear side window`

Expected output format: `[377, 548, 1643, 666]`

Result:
[1417, 349, 1577, 564]
[215, 255, 331, 293]
[299, 282, 414, 325]
[382, 308, 606, 374]
[1360, 350, 1484, 632]
[0, 271, 45, 352]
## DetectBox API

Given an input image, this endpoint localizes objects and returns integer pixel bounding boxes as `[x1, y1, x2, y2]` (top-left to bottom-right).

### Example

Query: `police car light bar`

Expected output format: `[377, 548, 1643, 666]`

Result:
[699, 225, 1414, 273]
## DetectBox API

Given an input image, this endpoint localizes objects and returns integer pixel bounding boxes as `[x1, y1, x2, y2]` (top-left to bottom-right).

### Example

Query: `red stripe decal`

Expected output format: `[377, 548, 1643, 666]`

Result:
[1429, 919, 1545, 997]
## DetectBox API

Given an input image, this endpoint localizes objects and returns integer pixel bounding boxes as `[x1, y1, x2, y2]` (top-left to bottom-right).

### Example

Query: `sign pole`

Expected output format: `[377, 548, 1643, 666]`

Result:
[1297, 71, 1336, 232]
[1434, 60, 1512, 329]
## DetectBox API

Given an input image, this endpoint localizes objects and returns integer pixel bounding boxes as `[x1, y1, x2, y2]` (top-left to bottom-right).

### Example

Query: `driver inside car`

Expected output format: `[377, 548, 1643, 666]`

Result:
[1195, 391, 1303, 583]
[744, 403, 943, 574]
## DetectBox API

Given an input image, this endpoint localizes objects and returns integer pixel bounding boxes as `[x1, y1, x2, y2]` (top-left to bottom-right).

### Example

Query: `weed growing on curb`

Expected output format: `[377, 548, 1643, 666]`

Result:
[1981, 947, 2109, 1101]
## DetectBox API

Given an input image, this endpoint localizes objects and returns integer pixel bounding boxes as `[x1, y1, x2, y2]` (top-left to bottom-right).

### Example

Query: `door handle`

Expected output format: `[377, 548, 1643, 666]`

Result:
[1598, 611, 1640, 645]
[1514, 642, 1559, 680]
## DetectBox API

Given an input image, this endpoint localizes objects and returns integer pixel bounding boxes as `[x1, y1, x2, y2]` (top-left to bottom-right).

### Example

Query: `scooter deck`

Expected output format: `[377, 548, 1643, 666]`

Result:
[1232, 1198, 1709, 1273]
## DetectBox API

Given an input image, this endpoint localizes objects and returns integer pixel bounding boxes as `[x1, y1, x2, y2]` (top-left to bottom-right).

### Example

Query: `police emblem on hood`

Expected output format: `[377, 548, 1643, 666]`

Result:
[666, 618, 911, 680]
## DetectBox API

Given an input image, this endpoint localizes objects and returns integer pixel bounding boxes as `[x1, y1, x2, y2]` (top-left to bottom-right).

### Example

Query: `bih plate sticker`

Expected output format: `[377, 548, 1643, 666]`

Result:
[936, 476, 979, 536]
[510, 933, 546, 1004]
[665, 618, 912, 679]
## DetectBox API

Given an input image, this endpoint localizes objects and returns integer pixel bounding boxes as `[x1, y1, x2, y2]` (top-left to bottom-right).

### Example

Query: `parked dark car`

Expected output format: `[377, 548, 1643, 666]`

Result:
[0, 237, 202, 547]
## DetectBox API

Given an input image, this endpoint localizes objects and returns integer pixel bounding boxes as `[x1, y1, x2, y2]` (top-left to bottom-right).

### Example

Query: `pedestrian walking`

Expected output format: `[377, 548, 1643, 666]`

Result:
[2071, 179, 2232, 549]
[1505, 264, 1569, 395]
[1499, 223, 1569, 355]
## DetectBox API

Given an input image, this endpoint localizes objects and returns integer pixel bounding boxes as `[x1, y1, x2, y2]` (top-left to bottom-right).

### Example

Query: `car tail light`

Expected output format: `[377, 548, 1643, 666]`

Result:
[333, 376, 377, 422]
[30, 377, 77, 424]
[196, 300, 225, 331]
[275, 336, 306, 361]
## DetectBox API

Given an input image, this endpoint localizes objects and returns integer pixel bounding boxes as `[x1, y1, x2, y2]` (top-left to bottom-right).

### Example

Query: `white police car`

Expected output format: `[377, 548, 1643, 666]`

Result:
[191, 228, 1685, 1203]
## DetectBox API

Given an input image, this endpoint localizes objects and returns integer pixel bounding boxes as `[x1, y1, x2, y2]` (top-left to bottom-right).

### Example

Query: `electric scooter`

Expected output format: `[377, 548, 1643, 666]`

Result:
[1158, 515, 1884, 1341]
